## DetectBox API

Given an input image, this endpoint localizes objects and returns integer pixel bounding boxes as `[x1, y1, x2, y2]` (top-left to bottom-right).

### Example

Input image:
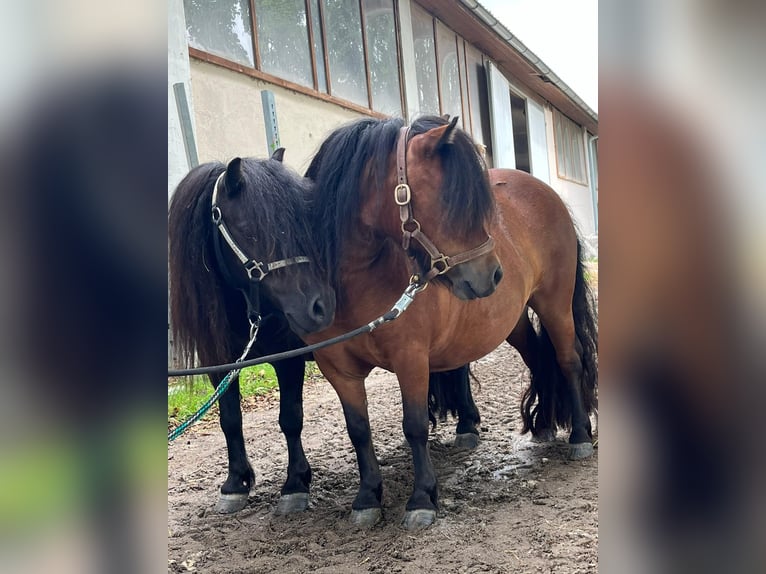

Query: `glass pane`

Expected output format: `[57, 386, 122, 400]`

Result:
[310, 0, 327, 92]
[255, 0, 313, 88]
[363, 0, 402, 116]
[436, 22, 462, 126]
[411, 5, 439, 116]
[324, 0, 369, 107]
[185, 0, 254, 67]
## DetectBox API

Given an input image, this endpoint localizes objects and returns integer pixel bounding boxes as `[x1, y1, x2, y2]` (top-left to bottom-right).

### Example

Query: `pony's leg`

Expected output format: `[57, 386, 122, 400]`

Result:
[453, 366, 481, 449]
[212, 372, 255, 513]
[398, 360, 439, 530]
[507, 310, 556, 442]
[428, 367, 481, 448]
[328, 371, 382, 527]
[534, 305, 594, 459]
[273, 358, 311, 515]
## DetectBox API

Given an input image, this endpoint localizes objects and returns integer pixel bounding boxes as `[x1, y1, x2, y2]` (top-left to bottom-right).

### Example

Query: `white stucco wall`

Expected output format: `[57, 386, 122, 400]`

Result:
[168, 0, 195, 196]
[544, 105, 596, 236]
[189, 61, 366, 174]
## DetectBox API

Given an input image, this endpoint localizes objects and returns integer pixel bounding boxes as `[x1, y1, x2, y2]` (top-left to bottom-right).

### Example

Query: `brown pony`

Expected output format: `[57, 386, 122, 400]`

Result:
[305, 115, 597, 530]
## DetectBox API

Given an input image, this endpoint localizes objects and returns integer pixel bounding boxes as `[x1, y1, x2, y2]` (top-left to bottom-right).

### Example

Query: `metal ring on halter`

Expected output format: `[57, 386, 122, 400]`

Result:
[402, 219, 421, 234]
[244, 260, 267, 282]
[431, 255, 451, 275]
[211, 205, 222, 224]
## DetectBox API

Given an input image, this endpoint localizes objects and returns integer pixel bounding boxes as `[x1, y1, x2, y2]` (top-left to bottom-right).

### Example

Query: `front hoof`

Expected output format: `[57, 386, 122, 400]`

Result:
[215, 493, 248, 514]
[532, 428, 557, 443]
[401, 509, 436, 531]
[275, 492, 310, 515]
[569, 442, 594, 460]
[454, 433, 480, 449]
[350, 507, 382, 528]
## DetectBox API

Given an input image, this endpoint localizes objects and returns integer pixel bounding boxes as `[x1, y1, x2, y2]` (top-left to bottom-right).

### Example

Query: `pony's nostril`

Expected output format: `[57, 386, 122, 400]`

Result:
[493, 265, 504, 286]
[310, 297, 326, 321]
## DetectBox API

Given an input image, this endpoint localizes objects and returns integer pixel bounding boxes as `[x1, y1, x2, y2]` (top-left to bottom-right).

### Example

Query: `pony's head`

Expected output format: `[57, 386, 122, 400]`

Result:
[211, 153, 335, 335]
[307, 115, 501, 300]
[169, 151, 335, 365]
[403, 115, 502, 299]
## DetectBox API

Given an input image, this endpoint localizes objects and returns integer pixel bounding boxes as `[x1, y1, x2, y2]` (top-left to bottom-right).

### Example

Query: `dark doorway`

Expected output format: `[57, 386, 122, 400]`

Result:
[510, 94, 530, 172]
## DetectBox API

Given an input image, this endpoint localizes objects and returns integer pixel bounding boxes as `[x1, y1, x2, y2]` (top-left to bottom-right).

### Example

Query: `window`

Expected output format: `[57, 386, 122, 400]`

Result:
[184, 0, 402, 116]
[363, 0, 402, 116]
[465, 43, 490, 149]
[255, 0, 313, 88]
[185, 0, 255, 67]
[436, 22, 463, 127]
[411, 4, 439, 116]
[553, 110, 587, 184]
[324, 0, 368, 107]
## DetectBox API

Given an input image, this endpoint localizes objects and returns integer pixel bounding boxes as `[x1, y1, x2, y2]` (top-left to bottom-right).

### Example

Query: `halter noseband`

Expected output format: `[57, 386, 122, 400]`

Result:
[211, 170, 310, 335]
[395, 126, 495, 284]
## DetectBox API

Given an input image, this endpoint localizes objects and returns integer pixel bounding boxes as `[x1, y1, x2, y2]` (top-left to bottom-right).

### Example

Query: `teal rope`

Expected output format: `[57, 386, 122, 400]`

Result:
[168, 369, 238, 441]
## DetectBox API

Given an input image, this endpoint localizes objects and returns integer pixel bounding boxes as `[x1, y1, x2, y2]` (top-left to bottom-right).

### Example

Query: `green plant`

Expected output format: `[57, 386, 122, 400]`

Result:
[168, 364, 279, 424]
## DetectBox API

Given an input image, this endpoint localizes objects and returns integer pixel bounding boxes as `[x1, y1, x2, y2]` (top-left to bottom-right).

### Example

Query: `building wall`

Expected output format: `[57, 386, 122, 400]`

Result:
[544, 105, 596, 237]
[168, 0, 195, 196]
[189, 61, 366, 174]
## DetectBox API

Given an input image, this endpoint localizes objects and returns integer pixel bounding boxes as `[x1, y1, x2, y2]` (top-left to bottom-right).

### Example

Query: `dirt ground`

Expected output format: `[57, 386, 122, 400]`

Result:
[168, 342, 598, 573]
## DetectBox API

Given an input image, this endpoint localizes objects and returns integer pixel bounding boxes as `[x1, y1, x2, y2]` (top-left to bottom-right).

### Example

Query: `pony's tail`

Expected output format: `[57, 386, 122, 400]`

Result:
[427, 365, 481, 430]
[521, 239, 598, 435]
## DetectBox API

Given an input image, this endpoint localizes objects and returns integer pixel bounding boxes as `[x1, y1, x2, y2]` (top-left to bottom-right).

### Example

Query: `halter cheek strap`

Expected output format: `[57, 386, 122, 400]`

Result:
[395, 127, 495, 284]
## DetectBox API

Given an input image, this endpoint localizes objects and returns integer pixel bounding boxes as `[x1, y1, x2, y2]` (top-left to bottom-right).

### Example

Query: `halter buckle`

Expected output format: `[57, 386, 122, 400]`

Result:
[245, 260, 267, 282]
[394, 184, 411, 205]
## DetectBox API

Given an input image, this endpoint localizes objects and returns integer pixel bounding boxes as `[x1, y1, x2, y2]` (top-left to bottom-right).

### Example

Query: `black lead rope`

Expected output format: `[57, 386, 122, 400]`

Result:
[167, 280, 425, 377]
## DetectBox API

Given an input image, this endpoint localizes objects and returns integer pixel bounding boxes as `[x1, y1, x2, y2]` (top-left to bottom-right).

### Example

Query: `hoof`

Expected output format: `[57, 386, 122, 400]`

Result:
[215, 493, 248, 514]
[275, 492, 310, 515]
[401, 509, 437, 531]
[569, 442, 594, 460]
[454, 433, 480, 449]
[350, 507, 382, 528]
[532, 428, 557, 443]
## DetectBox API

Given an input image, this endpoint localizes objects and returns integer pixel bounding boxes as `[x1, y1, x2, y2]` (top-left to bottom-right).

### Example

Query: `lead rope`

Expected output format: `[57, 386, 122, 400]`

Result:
[168, 318, 260, 442]
[168, 280, 425, 441]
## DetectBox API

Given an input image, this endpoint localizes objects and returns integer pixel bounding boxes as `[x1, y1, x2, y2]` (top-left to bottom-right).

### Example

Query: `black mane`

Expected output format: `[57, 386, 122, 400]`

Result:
[305, 115, 492, 288]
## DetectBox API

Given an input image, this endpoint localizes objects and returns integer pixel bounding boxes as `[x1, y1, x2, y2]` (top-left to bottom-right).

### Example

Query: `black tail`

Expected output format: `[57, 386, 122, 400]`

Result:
[521, 239, 598, 434]
[428, 365, 481, 430]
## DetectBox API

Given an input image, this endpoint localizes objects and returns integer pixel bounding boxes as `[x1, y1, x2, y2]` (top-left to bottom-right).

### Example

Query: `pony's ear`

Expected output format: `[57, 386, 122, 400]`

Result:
[271, 147, 285, 162]
[421, 116, 460, 155]
[224, 157, 245, 196]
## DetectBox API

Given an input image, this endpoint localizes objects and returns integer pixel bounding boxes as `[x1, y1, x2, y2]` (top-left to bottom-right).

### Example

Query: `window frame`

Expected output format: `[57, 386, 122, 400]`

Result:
[185, 0, 404, 118]
[553, 109, 588, 185]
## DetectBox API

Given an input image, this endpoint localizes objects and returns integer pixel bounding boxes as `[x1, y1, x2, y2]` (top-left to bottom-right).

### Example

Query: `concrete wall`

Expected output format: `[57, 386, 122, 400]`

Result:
[544, 105, 596, 237]
[189, 61, 366, 174]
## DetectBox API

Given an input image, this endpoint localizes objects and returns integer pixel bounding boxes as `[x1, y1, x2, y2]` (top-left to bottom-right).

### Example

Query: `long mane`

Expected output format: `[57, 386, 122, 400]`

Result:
[305, 115, 492, 289]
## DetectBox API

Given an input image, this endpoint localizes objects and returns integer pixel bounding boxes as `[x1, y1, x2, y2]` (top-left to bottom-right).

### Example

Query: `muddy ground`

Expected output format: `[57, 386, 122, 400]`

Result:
[168, 342, 598, 573]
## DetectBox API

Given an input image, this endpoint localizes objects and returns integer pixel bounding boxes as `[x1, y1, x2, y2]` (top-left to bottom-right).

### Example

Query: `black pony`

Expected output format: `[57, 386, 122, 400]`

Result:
[169, 151, 335, 514]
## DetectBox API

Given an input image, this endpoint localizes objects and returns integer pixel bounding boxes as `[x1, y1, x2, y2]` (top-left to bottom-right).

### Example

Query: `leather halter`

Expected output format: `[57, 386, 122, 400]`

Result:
[211, 171, 310, 334]
[395, 126, 495, 284]
[212, 171, 310, 282]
